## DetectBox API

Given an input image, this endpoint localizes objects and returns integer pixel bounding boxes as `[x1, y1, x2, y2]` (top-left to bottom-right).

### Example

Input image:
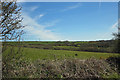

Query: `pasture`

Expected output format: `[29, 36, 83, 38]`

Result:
[2, 41, 120, 78]
[3, 46, 119, 62]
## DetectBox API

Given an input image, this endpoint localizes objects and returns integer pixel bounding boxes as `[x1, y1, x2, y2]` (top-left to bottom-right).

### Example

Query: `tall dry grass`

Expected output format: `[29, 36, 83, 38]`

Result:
[2, 57, 119, 78]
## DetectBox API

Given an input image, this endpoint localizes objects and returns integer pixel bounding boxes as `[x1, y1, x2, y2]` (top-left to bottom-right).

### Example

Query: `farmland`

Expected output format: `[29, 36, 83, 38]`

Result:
[4, 40, 116, 53]
[2, 40, 120, 78]
[3, 46, 119, 61]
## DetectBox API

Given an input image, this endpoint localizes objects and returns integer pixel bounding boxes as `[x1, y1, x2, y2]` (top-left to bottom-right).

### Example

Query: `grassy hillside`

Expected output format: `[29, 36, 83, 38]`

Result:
[2, 41, 120, 78]
[3, 47, 119, 62]
[3, 40, 116, 53]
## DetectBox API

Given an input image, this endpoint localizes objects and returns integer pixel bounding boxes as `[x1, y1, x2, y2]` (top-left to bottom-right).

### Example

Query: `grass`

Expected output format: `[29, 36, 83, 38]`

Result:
[53, 46, 79, 49]
[2, 46, 120, 78]
[4, 41, 57, 45]
[103, 73, 120, 78]
[3, 46, 119, 62]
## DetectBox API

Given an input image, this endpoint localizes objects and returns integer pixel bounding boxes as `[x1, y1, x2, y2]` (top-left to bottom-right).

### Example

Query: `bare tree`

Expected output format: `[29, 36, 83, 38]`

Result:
[0, 2, 26, 77]
[0, 1, 25, 41]
[0, 1, 25, 53]
[0, 1, 25, 60]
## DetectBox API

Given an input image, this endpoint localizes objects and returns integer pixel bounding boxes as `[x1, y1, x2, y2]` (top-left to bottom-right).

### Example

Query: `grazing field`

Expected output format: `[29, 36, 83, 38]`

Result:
[2, 41, 120, 78]
[23, 48, 119, 61]
[4, 40, 115, 53]
[3, 46, 119, 62]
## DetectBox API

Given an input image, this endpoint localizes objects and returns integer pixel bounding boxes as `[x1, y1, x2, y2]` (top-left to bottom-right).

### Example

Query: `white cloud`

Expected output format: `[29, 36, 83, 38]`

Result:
[111, 21, 118, 29]
[31, 6, 39, 11]
[98, 22, 118, 40]
[34, 13, 45, 20]
[39, 14, 44, 18]
[22, 13, 61, 40]
[62, 3, 81, 12]
[98, 0, 102, 8]
[43, 20, 60, 27]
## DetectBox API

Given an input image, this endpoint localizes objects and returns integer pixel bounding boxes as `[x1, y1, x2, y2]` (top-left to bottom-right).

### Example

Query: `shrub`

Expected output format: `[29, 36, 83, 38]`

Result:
[2, 58, 119, 78]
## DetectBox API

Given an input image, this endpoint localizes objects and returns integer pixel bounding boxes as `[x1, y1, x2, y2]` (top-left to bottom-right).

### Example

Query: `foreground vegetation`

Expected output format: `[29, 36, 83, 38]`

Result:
[2, 41, 120, 78]
[1, 1, 120, 79]
[3, 57, 120, 78]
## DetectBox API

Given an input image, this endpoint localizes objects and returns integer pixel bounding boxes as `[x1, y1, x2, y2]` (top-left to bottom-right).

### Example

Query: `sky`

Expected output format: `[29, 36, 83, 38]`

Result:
[20, 2, 118, 41]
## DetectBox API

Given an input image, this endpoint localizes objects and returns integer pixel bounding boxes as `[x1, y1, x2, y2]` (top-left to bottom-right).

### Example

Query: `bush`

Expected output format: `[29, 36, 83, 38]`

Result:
[2, 58, 119, 78]
[2, 58, 36, 78]
[106, 56, 120, 73]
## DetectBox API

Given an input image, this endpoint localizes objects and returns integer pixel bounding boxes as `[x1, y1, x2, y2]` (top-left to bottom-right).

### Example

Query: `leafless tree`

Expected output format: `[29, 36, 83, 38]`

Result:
[0, 1, 25, 53]
[0, 1, 25, 41]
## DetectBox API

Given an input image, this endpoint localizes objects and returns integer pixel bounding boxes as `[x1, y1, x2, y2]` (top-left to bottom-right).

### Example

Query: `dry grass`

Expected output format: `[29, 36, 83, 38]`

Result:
[2, 57, 119, 78]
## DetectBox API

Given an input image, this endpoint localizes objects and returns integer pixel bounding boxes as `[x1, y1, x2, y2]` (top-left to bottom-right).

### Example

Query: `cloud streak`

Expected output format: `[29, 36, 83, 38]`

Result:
[98, 0, 102, 9]
[22, 13, 61, 40]
[111, 21, 118, 29]
[99, 22, 118, 40]
[43, 20, 60, 27]
[39, 14, 44, 18]
[34, 13, 45, 20]
[31, 6, 39, 11]
[61, 3, 81, 12]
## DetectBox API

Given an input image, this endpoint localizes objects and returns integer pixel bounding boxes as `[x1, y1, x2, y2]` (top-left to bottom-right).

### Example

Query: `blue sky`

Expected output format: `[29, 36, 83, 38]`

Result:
[20, 2, 118, 41]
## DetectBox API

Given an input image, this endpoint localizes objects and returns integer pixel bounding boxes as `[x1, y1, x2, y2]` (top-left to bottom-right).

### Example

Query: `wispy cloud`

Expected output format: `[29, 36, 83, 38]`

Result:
[22, 13, 61, 40]
[61, 3, 81, 12]
[31, 6, 39, 11]
[98, 0, 102, 9]
[111, 20, 120, 34]
[34, 13, 45, 20]
[111, 21, 118, 29]
[98, 22, 118, 40]
[43, 20, 60, 27]
[39, 14, 44, 18]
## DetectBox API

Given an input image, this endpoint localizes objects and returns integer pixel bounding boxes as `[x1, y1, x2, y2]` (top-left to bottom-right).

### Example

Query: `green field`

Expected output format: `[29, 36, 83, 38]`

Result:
[2, 42, 120, 78]
[4, 40, 115, 53]
[3, 47, 119, 62]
